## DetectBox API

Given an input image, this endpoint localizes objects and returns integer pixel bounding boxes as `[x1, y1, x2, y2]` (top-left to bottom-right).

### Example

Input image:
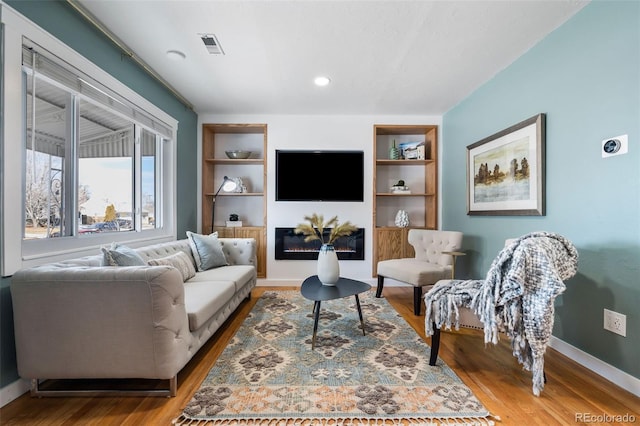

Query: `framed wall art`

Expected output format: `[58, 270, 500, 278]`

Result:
[467, 113, 546, 216]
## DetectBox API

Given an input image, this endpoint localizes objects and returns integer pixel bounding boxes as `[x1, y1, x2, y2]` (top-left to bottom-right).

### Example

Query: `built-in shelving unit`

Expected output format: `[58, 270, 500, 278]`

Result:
[201, 123, 267, 278]
[372, 124, 438, 276]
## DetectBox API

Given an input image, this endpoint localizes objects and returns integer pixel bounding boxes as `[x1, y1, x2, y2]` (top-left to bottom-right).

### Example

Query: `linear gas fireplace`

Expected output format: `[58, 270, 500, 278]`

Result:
[275, 227, 364, 260]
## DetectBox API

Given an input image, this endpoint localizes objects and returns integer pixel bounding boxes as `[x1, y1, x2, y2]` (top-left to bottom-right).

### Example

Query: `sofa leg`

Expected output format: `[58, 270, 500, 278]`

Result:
[429, 324, 440, 366]
[29, 376, 177, 397]
[169, 375, 177, 397]
[376, 275, 384, 298]
[413, 287, 422, 315]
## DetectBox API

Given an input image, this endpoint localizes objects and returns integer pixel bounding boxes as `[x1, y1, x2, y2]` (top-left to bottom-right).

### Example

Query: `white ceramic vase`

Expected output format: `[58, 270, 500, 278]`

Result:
[317, 244, 340, 286]
[395, 210, 409, 227]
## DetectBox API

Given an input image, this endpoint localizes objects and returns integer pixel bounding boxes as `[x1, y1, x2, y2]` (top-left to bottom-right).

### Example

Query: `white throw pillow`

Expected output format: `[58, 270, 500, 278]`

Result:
[147, 251, 196, 282]
[100, 242, 146, 266]
[186, 231, 228, 271]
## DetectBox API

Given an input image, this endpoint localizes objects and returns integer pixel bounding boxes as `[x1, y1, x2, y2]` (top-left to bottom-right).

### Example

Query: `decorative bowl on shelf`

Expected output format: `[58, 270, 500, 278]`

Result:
[225, 150, 252, 159]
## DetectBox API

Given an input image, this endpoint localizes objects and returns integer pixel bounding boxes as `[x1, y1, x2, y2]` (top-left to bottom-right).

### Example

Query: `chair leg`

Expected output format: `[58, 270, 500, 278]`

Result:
[429, 323, 440, 366]
[413, 287, 422, 315]
[376, 275, 384, 298]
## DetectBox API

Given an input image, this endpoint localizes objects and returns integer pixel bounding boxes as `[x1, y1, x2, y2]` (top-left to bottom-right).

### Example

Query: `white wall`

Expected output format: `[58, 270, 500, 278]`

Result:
[197, 114, 442, 284]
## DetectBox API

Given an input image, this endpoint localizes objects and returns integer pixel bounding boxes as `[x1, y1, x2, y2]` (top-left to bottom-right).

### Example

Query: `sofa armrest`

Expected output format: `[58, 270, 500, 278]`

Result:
[219, 238, 257, 267]
[10, 265, 192, 380]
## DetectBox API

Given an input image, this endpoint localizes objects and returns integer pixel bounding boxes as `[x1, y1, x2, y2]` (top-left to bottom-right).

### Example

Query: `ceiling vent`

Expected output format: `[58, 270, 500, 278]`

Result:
[200, 34, 225, 55]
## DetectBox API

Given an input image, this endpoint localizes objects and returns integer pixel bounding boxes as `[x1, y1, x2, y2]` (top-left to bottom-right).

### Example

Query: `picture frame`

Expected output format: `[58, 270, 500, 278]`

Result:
[398, 141, 425, 160]
[467, 113, 546, 216]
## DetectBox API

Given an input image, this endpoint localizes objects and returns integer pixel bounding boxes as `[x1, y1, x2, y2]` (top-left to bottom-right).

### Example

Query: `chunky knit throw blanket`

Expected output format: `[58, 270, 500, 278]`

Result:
[425, 232, 578, 396]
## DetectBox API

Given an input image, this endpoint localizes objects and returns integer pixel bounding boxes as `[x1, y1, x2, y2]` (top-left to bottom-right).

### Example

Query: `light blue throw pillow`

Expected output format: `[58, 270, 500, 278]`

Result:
[101, 242, 146, 266]
[186, 231, 228, 271]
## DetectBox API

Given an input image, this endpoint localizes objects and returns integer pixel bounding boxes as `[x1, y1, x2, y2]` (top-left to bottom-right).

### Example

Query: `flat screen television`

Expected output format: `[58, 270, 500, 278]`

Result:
[276, 150, 364, 202]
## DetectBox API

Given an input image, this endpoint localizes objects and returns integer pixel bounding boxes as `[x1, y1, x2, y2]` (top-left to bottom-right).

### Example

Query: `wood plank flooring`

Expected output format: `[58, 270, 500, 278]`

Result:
[1, 286, 638, 425]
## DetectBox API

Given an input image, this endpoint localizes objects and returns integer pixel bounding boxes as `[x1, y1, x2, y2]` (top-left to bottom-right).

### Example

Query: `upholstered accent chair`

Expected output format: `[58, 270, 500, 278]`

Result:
[376, 229, 464, 315]
[424, 232, 579, 396]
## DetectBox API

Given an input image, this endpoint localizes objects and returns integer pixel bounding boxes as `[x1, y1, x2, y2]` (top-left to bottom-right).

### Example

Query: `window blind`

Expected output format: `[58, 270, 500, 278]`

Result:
[22, 39, 173, 139]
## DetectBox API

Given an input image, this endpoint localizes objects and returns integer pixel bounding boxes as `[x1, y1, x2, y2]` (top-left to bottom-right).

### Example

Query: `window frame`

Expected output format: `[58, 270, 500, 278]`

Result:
[1, 5, 178, 276]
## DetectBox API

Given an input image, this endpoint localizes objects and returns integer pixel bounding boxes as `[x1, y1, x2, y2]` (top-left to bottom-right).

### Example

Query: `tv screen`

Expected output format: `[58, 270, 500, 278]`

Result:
[276, 150, 364, 202]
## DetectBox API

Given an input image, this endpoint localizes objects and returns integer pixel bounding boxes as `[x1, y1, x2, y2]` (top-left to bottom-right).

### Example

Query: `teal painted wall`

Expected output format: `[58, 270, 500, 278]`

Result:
[0, 1, 198, 387]
[442, 1, 639, 378]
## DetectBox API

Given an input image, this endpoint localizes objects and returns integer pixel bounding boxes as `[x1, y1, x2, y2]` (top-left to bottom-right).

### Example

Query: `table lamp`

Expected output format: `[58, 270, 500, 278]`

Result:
[211, 176, 237, 232]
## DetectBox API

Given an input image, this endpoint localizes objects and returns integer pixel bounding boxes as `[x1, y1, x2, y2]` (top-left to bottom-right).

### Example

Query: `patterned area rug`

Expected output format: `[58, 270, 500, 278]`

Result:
[174, 290, 492, 425]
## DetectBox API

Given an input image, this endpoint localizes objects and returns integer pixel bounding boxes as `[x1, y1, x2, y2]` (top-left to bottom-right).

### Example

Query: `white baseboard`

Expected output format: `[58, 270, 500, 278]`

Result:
[256, 279, 300, 286]
[549, 336, 640, 397]
[256, 278, 378, 287]
[0, 378, 29, 408]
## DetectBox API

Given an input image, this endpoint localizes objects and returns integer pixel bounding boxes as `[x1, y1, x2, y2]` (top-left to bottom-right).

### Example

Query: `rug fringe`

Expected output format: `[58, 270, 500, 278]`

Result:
[172, 415, 498, 426]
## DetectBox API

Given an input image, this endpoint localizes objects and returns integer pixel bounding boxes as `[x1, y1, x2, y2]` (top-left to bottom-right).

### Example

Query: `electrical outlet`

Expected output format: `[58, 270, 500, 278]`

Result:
[604, 309, 627, 337]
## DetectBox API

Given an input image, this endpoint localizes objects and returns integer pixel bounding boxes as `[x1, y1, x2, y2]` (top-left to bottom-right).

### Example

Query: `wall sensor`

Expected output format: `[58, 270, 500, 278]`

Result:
[602, 134, 628, 158]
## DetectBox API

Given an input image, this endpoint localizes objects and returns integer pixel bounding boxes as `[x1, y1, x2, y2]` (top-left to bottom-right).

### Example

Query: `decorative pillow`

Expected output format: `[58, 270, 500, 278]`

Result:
[101, 242, 146, 266]
[187, 231, 217, 268]
[147, 251, 196, 282]
[186, 231, 228, 271]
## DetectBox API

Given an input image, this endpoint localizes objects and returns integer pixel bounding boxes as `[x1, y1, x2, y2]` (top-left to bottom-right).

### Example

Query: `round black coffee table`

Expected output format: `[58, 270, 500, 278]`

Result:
[300, 275, 371, 349]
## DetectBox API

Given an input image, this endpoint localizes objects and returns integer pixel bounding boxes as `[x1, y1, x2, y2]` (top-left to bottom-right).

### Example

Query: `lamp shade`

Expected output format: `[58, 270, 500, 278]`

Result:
[221, 178, 237, 193]
[211, 176, 238, 231]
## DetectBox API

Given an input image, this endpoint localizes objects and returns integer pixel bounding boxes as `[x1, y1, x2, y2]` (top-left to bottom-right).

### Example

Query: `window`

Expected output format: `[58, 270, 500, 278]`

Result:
[22, 42, 167, 240]
[1, 7, 177, 276]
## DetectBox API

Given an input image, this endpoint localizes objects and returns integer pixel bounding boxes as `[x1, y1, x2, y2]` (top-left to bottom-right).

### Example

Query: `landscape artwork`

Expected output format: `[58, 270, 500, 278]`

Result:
[467, 114, 546, 216]
[473, 136, 530, 203]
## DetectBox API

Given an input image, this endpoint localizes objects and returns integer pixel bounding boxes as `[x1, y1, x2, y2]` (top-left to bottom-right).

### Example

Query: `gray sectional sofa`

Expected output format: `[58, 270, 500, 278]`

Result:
[10, 237, 257, 397]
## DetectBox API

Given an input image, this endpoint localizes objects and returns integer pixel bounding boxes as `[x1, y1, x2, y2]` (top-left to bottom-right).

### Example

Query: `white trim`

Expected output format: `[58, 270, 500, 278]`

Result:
[1, 4, 26, 276]
[0, 378, 29, 408]
[549, 336, 640, 397]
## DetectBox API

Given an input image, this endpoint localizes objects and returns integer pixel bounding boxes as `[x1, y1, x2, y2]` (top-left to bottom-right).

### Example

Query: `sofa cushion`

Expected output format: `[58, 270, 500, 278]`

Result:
[186, 231, 228, 271]
[187, 265, 256, 292]
[147, 251, 196, 282]
[377, 258, 448, 286]
[101, 243, 146, 266]
[183, 280, 236, 331]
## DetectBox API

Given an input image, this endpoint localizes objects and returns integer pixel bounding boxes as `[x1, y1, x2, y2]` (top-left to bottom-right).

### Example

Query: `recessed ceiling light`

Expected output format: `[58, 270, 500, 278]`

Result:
[314, 76, 331, 86]
[166, 50, 186, 60]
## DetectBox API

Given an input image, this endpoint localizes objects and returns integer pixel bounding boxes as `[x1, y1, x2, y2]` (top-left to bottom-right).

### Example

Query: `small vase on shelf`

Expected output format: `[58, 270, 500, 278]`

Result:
[395, 210, 409, 227]
[317, 244, 340, 286]
[389, 139, 399, 160]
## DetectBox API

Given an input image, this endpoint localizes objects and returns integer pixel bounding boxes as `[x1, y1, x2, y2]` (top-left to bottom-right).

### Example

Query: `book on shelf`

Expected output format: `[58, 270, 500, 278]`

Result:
[390, 185, 411, 194]
[226, 221, 243, 227]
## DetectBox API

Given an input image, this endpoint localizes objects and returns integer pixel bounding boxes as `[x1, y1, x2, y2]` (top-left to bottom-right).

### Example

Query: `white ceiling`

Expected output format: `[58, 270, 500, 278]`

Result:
[75, 0, 588, 115]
